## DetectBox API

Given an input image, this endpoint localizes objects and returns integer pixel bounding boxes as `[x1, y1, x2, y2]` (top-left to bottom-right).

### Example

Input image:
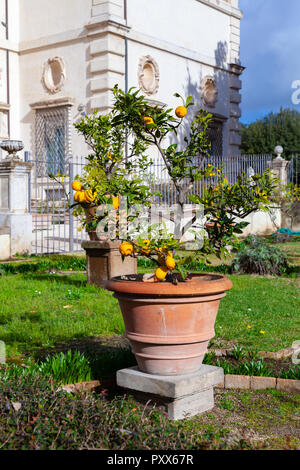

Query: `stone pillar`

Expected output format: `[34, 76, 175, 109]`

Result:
[271, 155, 289, 186]
[0, 158, 33, 259]
[229, 63, 244, 156]
[82, 240, 137, 287]
[86, 0, 129, 114]
[271, 148, 290, 230]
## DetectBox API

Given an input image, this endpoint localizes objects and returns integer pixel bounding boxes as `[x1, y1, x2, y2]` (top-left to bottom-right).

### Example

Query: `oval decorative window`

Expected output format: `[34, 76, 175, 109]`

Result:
[138, 56, 159, 95]
[200, 76, 218, 108]
[43, 57, 66, 94]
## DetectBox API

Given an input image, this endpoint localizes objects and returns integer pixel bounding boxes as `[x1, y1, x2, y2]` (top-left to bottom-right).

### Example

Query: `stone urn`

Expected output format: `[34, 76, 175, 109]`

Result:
[105, 274, 232, 376]
[0, 140, 24, 160]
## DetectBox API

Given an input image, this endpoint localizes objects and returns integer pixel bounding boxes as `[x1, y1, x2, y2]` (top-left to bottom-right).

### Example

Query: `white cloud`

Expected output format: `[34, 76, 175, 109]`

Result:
[239, 0, 300, 122]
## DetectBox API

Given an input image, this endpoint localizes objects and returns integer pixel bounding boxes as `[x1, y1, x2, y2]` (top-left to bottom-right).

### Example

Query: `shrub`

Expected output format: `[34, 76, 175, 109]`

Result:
[232, 235, 288, 275]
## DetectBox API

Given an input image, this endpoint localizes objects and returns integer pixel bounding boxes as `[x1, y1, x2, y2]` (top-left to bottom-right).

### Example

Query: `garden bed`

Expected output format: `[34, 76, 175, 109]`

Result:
[204, 353, 299, 379]
[0, 374, 299, 450]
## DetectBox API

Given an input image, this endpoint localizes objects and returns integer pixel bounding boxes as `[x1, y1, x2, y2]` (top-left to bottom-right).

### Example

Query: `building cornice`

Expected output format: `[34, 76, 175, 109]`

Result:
[128, 29, 230, 72]
[17, 24, 232, 72]
[30, 97, 75, 110]
[0, 102, 10, 111]
[0, 38, 19, 53]
[196, 0, 243, 20]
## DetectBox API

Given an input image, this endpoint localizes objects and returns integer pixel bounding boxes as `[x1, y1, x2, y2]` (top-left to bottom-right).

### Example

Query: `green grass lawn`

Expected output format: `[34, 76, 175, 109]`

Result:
[0, 247, 299, 451]
[0, 270, 299, 362]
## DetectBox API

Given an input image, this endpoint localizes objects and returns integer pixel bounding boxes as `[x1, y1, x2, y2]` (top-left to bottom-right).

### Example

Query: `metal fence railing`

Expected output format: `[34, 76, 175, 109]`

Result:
[28, 154, 89, 255]
[288, 155, 300, 186]
[27, 153, 273, 254]
[141, 154, 273, 204]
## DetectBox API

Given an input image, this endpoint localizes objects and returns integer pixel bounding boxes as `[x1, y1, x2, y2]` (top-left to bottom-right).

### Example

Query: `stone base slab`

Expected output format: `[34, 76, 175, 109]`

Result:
[117, 365, 223, 421]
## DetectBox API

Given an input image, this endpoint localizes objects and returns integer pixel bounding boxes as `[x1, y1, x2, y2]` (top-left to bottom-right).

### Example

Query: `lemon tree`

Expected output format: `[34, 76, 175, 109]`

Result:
[113, 86, 278, 281]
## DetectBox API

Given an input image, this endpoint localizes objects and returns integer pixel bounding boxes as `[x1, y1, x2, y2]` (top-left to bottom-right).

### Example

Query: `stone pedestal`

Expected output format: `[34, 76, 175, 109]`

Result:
[272, 155, 289, 186]
[0, 158, 33, 259]
[117, 365, 224, 421]
[82, 240, 137, 287]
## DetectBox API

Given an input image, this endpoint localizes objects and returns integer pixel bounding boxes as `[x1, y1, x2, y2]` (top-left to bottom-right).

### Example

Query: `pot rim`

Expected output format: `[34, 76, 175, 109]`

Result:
[105, 273, 233, 297]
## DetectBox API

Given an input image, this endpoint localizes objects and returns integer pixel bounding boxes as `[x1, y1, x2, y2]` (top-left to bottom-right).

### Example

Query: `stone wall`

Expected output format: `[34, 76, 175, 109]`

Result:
[0, 0, 243, 159]
[281, 201, 300, 232]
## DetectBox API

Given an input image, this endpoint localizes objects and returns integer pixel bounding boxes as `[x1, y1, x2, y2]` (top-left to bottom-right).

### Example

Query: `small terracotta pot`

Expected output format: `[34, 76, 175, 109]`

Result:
[105, 274, 232, 376]
[205, 222, 221, 229]
[84, 206, 97, 224]
[87, 230, 99, 241]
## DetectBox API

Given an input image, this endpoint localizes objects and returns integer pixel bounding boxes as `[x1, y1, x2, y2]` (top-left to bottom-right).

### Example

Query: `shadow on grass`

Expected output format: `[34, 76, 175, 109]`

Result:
[22, 273, 89, 288]
[34, 335, 137, 383]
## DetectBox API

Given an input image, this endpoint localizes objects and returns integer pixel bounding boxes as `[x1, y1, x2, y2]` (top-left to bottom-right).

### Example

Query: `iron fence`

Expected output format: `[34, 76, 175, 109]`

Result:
[288, 155, 300, 186]
[28, 154, 89, 255]
[142, 154, 272, 204]
[27, 153, 273, 254]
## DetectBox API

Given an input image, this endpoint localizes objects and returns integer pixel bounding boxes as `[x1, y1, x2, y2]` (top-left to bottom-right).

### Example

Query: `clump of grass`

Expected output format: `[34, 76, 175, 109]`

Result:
[0, 348, 137, 385]
[231, 345, 247, 361]
[235, 360, 273, 377]
[0, 350, 92, 385]
[279, 367, 300, 380]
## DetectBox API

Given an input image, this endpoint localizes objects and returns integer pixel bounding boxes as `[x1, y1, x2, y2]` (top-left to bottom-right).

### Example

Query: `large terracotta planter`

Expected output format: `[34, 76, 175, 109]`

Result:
[105, 274, 232, 376]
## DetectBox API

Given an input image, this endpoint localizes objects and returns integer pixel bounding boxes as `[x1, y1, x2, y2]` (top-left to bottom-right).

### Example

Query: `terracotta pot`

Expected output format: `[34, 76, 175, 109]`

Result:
[87, 230, 111, 241]
[84, 206, 97, 224]
[87, 230, 99, 241]
[205, 222, 221, 229]
[85, 207, 105, 241]
[105, 274, 232, 376]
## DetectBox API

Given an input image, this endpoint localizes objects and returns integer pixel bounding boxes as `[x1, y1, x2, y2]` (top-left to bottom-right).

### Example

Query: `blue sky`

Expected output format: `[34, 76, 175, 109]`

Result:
[240, 0, 300, 124]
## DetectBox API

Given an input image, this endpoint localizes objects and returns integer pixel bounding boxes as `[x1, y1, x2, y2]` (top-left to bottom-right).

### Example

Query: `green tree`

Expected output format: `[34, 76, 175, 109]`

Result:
[241, 108, 300, 158]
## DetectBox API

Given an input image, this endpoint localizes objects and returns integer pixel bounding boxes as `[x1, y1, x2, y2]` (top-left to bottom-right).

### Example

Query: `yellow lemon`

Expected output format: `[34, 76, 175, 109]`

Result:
[175, 106, 187, 118]
[140, 239, 151, 255]
[165, 256, 176, 271]
[159, 246, 172, 256]
[119, 242, 134, 256]
[72, 180, 82, 191]
[84, 190, 95, 203]
[112, 196, 119, 210]
[74, 191, 86, 203]
[155, 266, 168, 281]
[143, 116, 154, 125]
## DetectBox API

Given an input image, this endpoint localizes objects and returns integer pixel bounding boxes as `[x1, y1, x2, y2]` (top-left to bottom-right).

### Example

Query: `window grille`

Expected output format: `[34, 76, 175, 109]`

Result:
[35, 106, 69, 177]
[208, 118, 223, 157]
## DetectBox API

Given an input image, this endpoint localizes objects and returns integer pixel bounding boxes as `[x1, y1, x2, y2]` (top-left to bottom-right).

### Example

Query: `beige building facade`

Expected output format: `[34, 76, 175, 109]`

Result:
[0, 0, 243, 168]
